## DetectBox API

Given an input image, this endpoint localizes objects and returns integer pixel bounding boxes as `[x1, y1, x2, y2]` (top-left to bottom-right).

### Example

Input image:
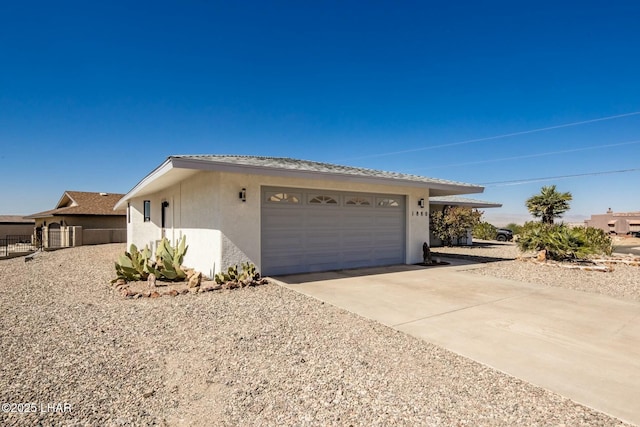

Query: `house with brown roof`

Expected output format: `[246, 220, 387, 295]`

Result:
[26, 191, 126, 248]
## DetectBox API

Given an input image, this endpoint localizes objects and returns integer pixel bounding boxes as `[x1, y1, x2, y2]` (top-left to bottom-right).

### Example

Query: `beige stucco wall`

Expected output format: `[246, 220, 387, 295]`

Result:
[585, 212, 640, 235]
[127, 170, 432, 277]
[0, 224, 34, 238]
[34, 215, 125, 229]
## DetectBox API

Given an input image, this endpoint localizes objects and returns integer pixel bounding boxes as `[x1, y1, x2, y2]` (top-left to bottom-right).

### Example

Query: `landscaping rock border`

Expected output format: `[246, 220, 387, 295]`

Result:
[112, 277, 270, 299]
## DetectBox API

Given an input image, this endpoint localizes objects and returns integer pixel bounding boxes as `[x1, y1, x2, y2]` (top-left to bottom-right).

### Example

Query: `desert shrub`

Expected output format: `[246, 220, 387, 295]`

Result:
[430, 206, 483, 246]
[517, 222, 612, 260]
[473, 221, 497, 240]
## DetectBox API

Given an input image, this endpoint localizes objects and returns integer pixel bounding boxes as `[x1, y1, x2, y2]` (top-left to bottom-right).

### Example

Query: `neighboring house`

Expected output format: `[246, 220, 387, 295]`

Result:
[115, 155, 490, 277]
[429, 196, 503, 246]
[585, 208, 640, 235]
[26, 191, 126, 248]
[0, 216, 35, 238]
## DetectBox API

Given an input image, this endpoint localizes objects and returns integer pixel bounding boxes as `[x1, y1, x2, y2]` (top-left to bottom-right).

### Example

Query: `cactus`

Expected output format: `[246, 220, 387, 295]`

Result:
[112, 237, 191, 283]
[214, 262, 261, 286]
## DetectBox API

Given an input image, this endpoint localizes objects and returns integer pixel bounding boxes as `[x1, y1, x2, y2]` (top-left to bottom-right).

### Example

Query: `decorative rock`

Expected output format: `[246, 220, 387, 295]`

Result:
[168, 289, 179, 297]
[150, 291, 161, 298]
[188, 271, 202, 288]
[536, 250, 547, 262]
[148, 273, 157, 289]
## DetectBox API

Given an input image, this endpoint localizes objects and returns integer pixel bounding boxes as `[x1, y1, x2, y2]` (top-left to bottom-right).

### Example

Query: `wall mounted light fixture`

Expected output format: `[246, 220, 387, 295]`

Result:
[161, 201, 170, 208]
[418, 198, 425, 208]
[239, 188, 247, 202]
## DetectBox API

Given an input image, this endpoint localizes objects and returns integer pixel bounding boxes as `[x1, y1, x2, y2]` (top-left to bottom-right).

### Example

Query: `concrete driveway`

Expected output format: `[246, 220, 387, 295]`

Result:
[273, 260, 640, 425]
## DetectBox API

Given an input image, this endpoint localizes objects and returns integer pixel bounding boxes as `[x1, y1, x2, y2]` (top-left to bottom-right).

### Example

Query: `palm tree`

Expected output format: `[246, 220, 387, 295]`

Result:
[526, 185, 572, 224]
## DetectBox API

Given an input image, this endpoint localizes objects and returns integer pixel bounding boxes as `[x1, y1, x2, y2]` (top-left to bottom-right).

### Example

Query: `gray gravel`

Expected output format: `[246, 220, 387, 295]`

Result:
[433, 241, 640, 302]
[0, 244, 631, 426]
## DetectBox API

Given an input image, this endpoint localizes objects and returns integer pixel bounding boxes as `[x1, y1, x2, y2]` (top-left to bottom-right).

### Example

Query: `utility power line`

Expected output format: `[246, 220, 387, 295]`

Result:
[410, 139, 640, 171]
[481, 167, 640, 187]
[345, 111, 640, 160]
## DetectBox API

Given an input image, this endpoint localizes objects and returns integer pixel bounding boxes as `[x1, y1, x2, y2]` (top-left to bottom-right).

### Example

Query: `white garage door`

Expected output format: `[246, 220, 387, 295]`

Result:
[261, 187, 405, 275]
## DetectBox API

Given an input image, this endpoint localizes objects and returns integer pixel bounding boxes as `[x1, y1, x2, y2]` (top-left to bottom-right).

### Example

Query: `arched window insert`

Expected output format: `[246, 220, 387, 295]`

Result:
[345, 196, 372, 206]
[377, 198, 400, 207]
[309, 195, 338, 205]
[267, 192, 301, 203]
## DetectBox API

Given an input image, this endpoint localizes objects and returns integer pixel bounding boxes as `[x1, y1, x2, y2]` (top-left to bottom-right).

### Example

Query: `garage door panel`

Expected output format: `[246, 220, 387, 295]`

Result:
[262, 187, 405, 275]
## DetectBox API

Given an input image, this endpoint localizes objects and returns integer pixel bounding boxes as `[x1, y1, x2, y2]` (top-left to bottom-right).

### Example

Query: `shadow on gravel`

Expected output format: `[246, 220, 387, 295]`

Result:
[430, 242, 517, 264]
[429, 252, 515, 264]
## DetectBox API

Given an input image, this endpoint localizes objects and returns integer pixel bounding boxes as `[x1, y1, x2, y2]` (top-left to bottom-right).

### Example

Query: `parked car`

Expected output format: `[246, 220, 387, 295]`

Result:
[496, 228, 513, 242]
[629, 231, 640, 238]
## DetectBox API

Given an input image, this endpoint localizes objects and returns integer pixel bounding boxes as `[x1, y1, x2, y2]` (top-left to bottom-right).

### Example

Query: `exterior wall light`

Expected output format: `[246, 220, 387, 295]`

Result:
[418, 198, 425, 208]
[239, 188, 247, 202]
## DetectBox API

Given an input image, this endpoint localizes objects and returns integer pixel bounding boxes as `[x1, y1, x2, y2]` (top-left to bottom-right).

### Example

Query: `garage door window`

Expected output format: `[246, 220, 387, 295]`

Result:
[377, 197, 400, 207]
[309, 195, 338, 205]
[345, 196, 372, 206]
[266, 192, 301, 204]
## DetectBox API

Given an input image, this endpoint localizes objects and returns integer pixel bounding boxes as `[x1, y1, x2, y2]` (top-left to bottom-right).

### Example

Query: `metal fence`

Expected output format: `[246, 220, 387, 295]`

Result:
[47, 228, 74, 249]
[0, 235, 37, 257]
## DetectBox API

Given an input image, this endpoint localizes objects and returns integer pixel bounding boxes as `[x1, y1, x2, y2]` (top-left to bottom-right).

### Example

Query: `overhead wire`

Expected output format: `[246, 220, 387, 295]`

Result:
[481, 167, 640, 186]
[342, 111, 640, 160]
[409, 139, 640, 171]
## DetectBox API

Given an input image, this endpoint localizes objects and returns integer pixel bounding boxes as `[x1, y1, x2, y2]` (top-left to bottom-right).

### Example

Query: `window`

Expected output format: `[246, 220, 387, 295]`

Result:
[309, 195, 338, 205]
[345, 196, 372, 206]
[127, 203, 130, 224]
[377, 197, 400, 207]
[267, 192, 300, 203]
[143, 200, 151, 222]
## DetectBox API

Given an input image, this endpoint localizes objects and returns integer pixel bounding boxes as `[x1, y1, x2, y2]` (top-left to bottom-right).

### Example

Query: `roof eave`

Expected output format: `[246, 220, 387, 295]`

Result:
[114, 158, 175, 210]
[115, 156, 484, 209]
[170, 156, 484, 195]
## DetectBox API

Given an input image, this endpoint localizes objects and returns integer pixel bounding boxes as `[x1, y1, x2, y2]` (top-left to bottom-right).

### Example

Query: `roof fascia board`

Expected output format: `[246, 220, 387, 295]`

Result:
[114, 158, 174, 210]
[55, 192, 73, 209]
[170, 157, 484, 194]
[430, 201, 502, 208]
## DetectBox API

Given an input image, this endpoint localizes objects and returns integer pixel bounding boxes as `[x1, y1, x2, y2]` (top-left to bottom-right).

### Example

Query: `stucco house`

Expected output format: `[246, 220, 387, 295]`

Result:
[26, 191, 126, 248]
[585, 208, 640, 235]
[115, 155, 488, 276]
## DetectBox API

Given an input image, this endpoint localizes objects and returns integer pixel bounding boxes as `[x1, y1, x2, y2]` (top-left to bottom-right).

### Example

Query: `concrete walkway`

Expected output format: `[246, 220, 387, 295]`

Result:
[273, 260, 640, 425]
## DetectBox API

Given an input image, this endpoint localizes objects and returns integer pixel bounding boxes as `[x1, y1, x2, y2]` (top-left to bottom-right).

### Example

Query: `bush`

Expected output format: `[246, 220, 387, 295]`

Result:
[430, 206, 483, 246]
[504, 223, 523, 236]
[473, 222, 497, 240]
[517, 222, 612, 260]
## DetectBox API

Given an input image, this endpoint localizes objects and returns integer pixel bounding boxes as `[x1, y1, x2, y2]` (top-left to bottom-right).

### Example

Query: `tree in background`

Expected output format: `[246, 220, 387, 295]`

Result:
[525, 185, 573, 224]
[430, 206, 483, 246]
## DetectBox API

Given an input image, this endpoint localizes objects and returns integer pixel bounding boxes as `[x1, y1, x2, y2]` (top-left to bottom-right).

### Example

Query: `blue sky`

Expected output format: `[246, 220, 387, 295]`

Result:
[1, 1, 639, 224]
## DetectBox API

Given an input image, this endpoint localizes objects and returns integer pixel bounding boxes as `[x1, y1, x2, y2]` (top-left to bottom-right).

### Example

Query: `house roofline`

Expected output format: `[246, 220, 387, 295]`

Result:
[115, 155, 485, 209]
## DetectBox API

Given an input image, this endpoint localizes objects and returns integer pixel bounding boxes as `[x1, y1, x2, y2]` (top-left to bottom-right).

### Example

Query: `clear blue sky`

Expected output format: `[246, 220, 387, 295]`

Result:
[2, 1, 639, 224]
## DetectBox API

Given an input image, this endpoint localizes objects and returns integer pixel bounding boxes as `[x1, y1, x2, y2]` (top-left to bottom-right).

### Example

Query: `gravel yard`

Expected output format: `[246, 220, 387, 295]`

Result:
[0, 244, 631, 426]
[433, 240, 640, 302]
